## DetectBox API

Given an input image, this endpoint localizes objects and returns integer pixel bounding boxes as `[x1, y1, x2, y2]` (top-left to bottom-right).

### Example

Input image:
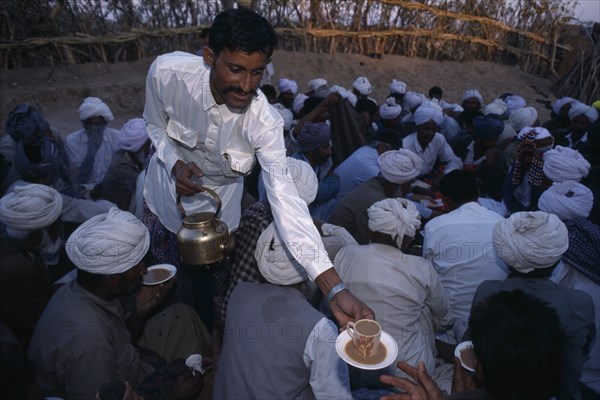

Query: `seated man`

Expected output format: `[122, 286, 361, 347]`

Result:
[472, 211, 595, 400]
[457, 89, 484, 134]
[28, 208, 210, 400]
[502, 127, 554, 213]
[379, 289, 566, 400]
[277, 78, 298, 112]
[11, 137, 115, 226]
[0, 184, 60, 348]
[556, 102, 599, 151]
[402, 102, 462, 178]
[214, 216, 352, 400]
[334, 128, 401, 201]
[328, 149, 424, 244]
[0, 103, 51, 165]
[423, 170, 507, 350]
[64, 97, 120, 194]
[215, 158, 356, 360]
[291, 122, 339, 220]
[335, 198, 454, 392]
[93, 118, 151, 211]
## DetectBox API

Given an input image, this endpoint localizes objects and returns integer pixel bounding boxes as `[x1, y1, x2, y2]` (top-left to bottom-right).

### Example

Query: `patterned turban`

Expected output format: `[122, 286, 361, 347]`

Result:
[297, 122, 331, 152]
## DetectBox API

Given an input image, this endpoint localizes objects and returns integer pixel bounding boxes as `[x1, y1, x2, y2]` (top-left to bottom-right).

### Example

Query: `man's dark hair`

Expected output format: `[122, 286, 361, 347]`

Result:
[303, 96, 324, 115]
[470, 289, 564, 400]
[439, 170, 478, 204]
[429, 86, 443, 99]
[355, 98, 378, 116]
[209, 8, 277, 57]
[260, 84, 276, 98]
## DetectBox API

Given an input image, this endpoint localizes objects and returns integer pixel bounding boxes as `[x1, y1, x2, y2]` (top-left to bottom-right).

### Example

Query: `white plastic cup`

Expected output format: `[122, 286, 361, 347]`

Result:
[185, 354, 204, 376]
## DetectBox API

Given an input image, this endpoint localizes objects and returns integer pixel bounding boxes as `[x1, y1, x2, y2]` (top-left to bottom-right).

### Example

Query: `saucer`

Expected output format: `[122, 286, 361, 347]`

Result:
[454, 340, 475, 372]
[336, 330, 398, 370]
[143, 264, 177, 286]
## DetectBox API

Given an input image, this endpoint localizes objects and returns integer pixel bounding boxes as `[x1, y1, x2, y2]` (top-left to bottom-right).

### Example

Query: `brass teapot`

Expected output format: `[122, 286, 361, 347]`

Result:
[176, 187, 235, 266]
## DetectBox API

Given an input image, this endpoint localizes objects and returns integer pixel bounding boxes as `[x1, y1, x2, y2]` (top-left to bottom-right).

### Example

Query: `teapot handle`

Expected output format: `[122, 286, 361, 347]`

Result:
[176, 186, 222, 217]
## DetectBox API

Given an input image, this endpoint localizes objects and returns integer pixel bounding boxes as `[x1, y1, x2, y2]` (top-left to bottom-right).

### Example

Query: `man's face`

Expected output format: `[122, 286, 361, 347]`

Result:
[203, 47, 268, 110]
[311, 142, 332, 165]
[571, 114, 590, 136]
[416, 120, 437, 148]
[463, 97, 480, 112]
[280, 91, 295, 108]
[116, 261, 147, 296]
[83, 116, 107, 144]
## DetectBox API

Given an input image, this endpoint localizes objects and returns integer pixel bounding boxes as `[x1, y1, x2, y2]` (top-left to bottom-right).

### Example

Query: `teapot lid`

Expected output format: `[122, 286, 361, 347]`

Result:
[182, 212, 217, 226]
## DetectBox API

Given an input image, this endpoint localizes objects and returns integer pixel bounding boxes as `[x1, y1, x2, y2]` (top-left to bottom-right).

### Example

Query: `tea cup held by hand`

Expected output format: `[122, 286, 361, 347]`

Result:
[347, 319, 381, 358]
[185, 354, 204, 376]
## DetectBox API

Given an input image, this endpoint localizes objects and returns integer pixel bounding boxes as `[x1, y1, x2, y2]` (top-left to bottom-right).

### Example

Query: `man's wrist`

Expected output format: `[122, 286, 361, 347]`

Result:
[326, 283, 347, 303]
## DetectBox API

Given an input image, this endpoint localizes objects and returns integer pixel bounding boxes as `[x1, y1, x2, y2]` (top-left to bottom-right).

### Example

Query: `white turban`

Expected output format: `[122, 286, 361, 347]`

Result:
[118, 118, 149, 152]
[273, 103, 294, 131]
[568, 102, 599, 124]
[552, 97, 576, 115]
[78, 97, 114, 122]
[390, 79, 407, 94]
[321, 223, 358, 261]
[543, 146, 590, 182]
[440, 99, 462, 111]
[278, 78, 298, 95]
[505, 95, 527, 115]
[308, 78, 328, 92]
[463, 89, 483, 106]
[330, 85, 357, 107]
[0, 183, 63, 230]
[378, 149, 423, 184]
[255, 222, 308, 285]
[353, 76, 372, 95]
[510, 107, 538, 132]
[484, 99, 507, 116]
[492, 211, 569, 273]
[368, 198, 421, 247]
[538, 181, 594, 221]
[293, 93, 308, 114]
[283, 157, 318, 205]
[66, 207, 150, 275]
[414, 102, 444, 126]
[379, 97, 403, 120]
[404, 91, 424, 111]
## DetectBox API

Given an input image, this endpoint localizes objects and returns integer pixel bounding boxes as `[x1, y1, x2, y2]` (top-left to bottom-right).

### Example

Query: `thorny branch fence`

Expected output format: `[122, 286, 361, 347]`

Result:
[0, 0, 578, 78]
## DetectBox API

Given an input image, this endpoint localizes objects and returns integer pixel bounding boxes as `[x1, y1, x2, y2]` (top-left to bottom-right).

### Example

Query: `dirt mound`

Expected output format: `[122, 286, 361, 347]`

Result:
[0, 50, 556, 136]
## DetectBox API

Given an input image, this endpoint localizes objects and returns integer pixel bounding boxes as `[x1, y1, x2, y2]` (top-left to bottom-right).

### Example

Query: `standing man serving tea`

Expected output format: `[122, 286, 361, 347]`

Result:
[143, 8, 373, 326]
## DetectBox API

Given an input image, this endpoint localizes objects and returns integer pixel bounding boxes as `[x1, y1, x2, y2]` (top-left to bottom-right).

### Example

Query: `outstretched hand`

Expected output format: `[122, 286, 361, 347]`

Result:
[172, 160, 204, 196]
[379, 361, 445, 400]
[330, 289, 375, 330]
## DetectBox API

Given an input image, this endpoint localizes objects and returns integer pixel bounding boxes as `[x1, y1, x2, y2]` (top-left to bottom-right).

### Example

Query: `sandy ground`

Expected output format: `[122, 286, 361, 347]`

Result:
[0, 50, 557, 136]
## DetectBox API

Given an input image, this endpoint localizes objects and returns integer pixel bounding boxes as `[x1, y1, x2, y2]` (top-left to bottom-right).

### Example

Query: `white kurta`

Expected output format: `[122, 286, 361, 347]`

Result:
[402, 132, 462, 176]
[143, 51, 332, 280]
[64, 127, 120, 186]
[423, 201, 507, 343]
